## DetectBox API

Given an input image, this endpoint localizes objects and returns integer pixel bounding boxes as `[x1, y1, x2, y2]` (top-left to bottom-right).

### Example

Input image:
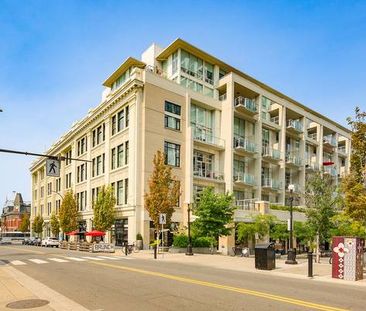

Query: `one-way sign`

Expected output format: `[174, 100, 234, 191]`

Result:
[46, 159, 60, 177]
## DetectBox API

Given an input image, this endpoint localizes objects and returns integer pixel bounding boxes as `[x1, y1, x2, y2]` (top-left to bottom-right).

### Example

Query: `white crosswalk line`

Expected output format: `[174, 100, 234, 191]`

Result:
[28, 259, 48, 264]
[11, 260, 26, 266]
[67, 257, 86, 262]
[82, 256, 103, 261]
[96, 256, 120, 260]
[120, 256, 133, 260]
[48, 258, 69, 263]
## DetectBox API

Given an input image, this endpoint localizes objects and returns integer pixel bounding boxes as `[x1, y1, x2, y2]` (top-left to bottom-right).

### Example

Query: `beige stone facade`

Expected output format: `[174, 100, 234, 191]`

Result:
[30, 39, 351, 251]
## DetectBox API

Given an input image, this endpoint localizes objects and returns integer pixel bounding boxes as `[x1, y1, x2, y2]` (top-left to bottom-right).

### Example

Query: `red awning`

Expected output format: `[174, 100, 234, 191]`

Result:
[85, 230, 106, 237]
[323, 161, 334, 166]
[66, 230, 79, 236]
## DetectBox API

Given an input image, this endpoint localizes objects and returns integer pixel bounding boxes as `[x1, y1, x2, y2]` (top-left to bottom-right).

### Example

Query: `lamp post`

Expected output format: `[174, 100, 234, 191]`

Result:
[186, 203, 193, 256]
[285, 184, 298, 264]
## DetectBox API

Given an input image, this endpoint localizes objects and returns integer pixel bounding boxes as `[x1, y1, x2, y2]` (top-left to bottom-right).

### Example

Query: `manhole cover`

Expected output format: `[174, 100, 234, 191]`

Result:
[6, 299, 49, 309]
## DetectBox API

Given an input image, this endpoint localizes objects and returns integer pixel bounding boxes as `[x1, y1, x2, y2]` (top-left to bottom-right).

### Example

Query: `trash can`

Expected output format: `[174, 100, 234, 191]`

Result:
[255, 243, 275, 270]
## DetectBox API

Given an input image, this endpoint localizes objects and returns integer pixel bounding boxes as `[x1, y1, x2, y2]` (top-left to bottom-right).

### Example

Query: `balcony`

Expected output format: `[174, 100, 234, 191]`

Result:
[235, 199, 259, 212]
[219, 94, 227, 101]
[287, 119, 303, 134]
[338, 145, 347, 155]
[233, 172, 255, 186]
[339, 166, 347, 179]
[262, 145, 281, 162]
[233, 136, 257, 154]
[234, 96, 257, 116]
[307, 132, 318, 142]
[323, 135, 337, 148]
[323, 166, 337, 177]
[305, 162, 320, 171]
[192, 126, 225, 150]
[193, 168, 224, 182]
[262, 177, 282, 191]
[285, 153, 303, 167]
[261, 112, 280, 129]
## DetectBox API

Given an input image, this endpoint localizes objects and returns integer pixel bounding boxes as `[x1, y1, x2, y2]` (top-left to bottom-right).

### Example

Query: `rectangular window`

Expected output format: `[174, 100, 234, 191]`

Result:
[164, 141, 180, 167]
[125, 141, 129, 165]
[40, 186, 44, 198]
[125, 178, 128, 204]
[165, 101, 181, 131]
[117, 110, 125, 132]
[111, 147, 116, 169]
[65, 149, 72, 165]
[117, 144, 124, 167]
[111, 115, 116, 135]
[126, 106, 129, 127]
[117, 180, 123, 205]
[92, 124, 105, 147]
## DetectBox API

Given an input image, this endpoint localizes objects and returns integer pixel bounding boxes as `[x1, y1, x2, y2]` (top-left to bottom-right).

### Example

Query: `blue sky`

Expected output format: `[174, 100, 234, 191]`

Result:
[0, 0, 365, 204]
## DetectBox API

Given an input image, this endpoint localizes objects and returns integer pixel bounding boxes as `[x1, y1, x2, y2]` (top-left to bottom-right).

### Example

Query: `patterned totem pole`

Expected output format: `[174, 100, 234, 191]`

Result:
[332, 236, 364, 281]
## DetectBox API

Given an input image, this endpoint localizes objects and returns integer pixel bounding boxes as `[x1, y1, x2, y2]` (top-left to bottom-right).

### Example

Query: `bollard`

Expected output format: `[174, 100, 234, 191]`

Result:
[124, 244, 128, 256]
[308, 252, 313, 278]
[154, 244, 157, 259]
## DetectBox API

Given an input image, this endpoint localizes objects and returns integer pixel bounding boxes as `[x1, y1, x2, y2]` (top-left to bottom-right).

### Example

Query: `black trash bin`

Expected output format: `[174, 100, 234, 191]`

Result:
[255, 243, 275, 270]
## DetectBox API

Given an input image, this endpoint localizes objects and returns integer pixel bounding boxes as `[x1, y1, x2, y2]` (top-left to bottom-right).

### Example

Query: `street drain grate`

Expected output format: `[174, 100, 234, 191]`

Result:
[6, 299, 49, 309]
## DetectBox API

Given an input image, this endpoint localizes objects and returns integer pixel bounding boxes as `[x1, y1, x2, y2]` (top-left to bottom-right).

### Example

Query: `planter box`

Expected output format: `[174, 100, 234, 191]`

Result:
[170, 247, 214, 254]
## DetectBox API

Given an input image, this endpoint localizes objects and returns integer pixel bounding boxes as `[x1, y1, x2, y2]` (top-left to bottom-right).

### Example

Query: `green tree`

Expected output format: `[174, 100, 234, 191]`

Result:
[305, 172, 340, 261]
[18, 213, 30, 232]
[32, 215, 44, 237]
[330, 213, 366, 239]
[59, 191, 79, 235]
[193, 187, 235, 245]
[294, 221, 315, 246]
[144, 151, 180, 239]
[342, 107, 366, 223]
[237, 214, 276, 247]
[50, 213, 60, 237]
[93, 186, 116, 231]
[270, 223, 289, 242]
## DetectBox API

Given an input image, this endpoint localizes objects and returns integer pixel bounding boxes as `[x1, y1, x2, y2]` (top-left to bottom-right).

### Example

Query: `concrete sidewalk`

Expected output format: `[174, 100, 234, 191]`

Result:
[120, 250, 366, 287]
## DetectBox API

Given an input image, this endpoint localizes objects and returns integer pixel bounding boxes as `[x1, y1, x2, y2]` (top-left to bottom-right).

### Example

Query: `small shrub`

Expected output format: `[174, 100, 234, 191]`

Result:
[193, 236, 216, 248]
[172, 234, 189, 248]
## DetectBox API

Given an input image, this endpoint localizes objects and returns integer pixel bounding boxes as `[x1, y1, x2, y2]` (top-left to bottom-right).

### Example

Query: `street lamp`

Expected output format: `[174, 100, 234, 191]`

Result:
[285, 184, 298, 264]
[186, 203, 193, 256]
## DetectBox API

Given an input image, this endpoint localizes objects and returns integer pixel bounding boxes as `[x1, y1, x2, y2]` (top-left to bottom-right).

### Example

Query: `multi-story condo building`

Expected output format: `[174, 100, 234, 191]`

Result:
[30, 38, 351, 253]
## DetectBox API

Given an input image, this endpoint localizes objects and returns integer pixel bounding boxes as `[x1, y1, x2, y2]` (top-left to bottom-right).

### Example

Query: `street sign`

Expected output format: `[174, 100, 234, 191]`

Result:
[46, 159, 60, 177]
[159, 213, 166, 225]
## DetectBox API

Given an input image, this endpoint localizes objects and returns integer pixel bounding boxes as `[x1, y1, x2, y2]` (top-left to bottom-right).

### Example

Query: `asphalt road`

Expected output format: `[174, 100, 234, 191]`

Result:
[0, 245, 364, 311]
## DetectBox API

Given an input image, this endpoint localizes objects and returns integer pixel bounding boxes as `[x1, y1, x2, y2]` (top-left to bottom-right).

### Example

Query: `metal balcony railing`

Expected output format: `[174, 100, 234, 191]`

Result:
[262, 145, 281, 160]
[338, 146, 346, 154]
[193, 168, 224, 181]
[323, 166, 337, 177]
[235, 199, 259, 211]
[219, 94, 227, 101]
[287, 119, 303, 132]
[307, 132, 317, 141]
[234, 136, 257, 153]
[305, 162, 320, 171]
[234, 96, 257, 113]
[323, 135, 337, 147]
[192, 126, 225, 148]
[285, 153, 303, 166]
[261, 112, 280, 125]
[262, 177, 282, 190]
[233, 172, 255, 185]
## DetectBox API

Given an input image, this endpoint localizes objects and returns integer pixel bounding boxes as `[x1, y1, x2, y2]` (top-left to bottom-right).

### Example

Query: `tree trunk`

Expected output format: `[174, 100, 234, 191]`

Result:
[316, 232, 320, 263]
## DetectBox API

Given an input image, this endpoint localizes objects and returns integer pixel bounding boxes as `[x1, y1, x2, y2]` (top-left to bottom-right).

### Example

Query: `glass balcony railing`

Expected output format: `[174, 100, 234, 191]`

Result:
[262, 145, 281, 160]
[234, 96, 257, 113]
[219, 94, 227, 101]
[287, 119, 303, 132]
[233, 172, 255, 185]
[307, 132, 317, 141]
[193, 168, 224, 181]
[305, 161, 319, 171]
[338, 146, 346, 154]
[323, 166, 337, 177]
[262, 177, 282, 190]
[192, 126, 225, 148]
[323, 136, 337, 147]
[261, 112, 280, 125]
[234, 136, 257, 153]
[285, 153, 303, 166]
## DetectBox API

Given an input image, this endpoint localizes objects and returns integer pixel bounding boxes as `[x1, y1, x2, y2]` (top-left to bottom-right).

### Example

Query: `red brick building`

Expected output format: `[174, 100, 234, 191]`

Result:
[1, 193, 30, 232]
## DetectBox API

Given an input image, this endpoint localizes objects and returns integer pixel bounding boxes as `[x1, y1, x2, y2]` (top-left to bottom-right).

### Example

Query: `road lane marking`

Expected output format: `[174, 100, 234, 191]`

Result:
[89, 261, 348, 311]
[81, 256, 103, 261]
[48, 258, 69, 263]
[28, 259, 48, 264]
[66, 257, 86, 262]
[97, 256, 121, 260]
[11, 260, 26, 266]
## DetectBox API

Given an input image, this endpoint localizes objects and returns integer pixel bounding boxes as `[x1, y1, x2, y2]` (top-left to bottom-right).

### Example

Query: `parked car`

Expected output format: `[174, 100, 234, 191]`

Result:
[41, 237, 59, 247]
[33, 238, 42, 246]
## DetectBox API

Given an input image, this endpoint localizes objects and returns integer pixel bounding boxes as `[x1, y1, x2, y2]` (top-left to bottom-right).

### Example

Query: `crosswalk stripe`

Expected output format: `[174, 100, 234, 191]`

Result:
[67, 257, 86, 262]
[48, 258, 69, 263]
[97, 256, 120, 260]
[11, 260, 26, 266]
[82, 256, 103, 261]
[28, 259, 48, 264]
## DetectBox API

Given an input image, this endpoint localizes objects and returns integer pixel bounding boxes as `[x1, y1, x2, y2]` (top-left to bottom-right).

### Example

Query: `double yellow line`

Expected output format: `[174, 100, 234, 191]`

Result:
[90, 261, 348, 311]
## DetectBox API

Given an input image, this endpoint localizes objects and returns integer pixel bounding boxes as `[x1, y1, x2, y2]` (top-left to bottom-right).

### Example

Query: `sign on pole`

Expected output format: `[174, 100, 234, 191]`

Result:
[159, 213, 166, 225]
[46, 159, 60, 177]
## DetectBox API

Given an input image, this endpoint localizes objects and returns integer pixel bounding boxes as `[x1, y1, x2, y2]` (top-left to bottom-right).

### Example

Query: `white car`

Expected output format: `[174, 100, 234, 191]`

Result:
[41, 237, 59, 247]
